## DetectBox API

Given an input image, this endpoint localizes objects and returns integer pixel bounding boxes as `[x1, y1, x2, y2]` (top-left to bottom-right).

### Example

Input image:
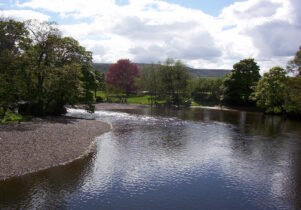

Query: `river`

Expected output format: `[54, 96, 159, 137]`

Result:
[0, 107, 301, 209]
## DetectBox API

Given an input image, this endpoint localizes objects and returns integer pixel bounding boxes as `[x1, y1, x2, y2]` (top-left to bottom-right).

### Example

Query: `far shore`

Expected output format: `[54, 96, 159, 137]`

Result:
[94, 103, 149, 110]
[92, 102, 260, 113]
[0, 117, 111, 181]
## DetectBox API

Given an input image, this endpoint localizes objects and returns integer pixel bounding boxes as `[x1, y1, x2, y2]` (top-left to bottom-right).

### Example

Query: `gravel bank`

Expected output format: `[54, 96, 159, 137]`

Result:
[0, 117, 111, 181]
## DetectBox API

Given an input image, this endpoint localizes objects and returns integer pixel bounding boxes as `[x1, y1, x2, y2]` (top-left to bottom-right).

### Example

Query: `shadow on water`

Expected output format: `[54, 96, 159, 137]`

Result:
[0, 152, 95, 209]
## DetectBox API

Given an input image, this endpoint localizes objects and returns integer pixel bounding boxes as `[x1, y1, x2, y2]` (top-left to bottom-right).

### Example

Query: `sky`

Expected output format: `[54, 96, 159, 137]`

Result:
[0, 0, 300, 71]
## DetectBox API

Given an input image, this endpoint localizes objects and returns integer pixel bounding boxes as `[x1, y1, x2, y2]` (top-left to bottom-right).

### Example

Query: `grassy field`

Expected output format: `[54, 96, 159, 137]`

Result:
[96, 91, 200, 106]
[96, 91, 160, 105]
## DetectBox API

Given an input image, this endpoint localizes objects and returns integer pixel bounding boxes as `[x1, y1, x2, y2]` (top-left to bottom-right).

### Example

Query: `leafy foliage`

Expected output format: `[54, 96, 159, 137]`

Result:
[137, 64, 160, 105]
[0, 19, 98, 117]
[223, 58, 261, 106]
[106, 59, 140, 95]
[0, 19, 29, 117]
[138, 59, 191, 106]
[190, 78, 223, 106]
[253, 67, 288, 114]
[284, 77, 301, 115]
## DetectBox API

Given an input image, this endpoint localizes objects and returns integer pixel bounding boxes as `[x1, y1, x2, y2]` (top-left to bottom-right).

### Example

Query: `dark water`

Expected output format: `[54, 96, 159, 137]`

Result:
[1, 107, 301, 209]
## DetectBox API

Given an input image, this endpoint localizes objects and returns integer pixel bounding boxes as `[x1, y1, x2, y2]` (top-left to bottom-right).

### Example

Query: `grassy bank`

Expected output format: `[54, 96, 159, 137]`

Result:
[0, 109, 24, 124]
[96, 91, 201, 106]
[96, 91, 167, 105]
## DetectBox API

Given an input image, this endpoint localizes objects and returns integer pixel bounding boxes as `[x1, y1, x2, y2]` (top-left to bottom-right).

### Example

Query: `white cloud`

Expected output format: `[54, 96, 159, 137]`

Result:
[1, 0, 298, 72]
[250, 20, 301, 57]
[0, 9, 50, 21]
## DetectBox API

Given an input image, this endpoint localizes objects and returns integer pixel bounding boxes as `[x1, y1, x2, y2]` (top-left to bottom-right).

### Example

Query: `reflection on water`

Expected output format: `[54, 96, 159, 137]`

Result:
[0, 107, 301, 209]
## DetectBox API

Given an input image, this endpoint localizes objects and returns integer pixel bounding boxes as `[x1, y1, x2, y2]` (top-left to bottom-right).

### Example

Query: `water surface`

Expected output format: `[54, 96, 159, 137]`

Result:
[0, 107, 301, 209]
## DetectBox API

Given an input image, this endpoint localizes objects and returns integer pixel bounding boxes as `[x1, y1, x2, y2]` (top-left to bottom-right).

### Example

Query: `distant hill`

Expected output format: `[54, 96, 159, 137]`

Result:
[93, 63, 231, 78]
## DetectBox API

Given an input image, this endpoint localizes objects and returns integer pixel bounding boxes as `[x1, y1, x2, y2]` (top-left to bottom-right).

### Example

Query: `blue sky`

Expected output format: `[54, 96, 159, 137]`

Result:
[0, 0, 300, 71]
[165, 0, 242, 16]
[2, 0, 242, 17]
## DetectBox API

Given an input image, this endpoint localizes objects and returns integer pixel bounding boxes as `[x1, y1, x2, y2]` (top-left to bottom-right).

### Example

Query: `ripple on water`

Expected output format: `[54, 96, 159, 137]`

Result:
[0, 108, 300, 209]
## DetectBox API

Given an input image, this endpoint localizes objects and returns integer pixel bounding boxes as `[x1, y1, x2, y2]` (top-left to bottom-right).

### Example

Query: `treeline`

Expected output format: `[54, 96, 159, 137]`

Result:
[137, 59, 191, 106]
[0, 19, 104, 120]
[132, 57, 301, 115]
[102, 51, 301, 116]
[1, 18, 301, 121]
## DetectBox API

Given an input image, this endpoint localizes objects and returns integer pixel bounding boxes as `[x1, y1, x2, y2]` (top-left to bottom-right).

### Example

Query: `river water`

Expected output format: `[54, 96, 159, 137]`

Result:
[0, 107, 301, 209]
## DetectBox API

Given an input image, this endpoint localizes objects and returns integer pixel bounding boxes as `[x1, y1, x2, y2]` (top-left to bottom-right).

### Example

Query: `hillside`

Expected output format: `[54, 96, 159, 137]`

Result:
[93, 63, 231, 78]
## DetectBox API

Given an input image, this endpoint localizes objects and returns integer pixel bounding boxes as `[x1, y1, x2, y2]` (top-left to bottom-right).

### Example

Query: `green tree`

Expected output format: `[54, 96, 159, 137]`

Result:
[20, 20, 96, 115]
[138, 64, 160, 105]
[223, 58, 261, 106]
[0, 19, 29, 117]
[285, 77, 301, 115]
[93, 70, 105, 98]
[253, 67, 288, 114]
[158, 59, 191, 106]
[191, 78, 223, 106]
[284, 47, 301, 115]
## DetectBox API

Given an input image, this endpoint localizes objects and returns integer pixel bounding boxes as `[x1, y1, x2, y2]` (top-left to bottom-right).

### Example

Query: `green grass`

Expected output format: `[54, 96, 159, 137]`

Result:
[0, 109, 24, 124]
[96, 91, 106, 98]
[127, 95, 151, 105]
[96, 91, 165, 105]
[191, 101, 201, 106]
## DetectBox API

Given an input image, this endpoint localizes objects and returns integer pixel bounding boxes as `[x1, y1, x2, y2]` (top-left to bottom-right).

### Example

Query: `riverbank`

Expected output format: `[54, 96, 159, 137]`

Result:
[94, 103, 149, 110]
[93, 102, 260, 113]
[0, 117, 111, 181]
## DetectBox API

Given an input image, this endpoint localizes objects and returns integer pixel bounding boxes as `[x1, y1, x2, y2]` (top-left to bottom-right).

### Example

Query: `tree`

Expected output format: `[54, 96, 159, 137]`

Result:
[17, 20, 96, 115]
[253, 67, 288, 114]
[223, 58, 261, 106]
[157, 59, 191, 106]
[138, 64, 160, 105]
[137, 59, 190, 106]
[191, 78, 223, 106]
[285, 76, 301, 115]
[93, 70, 105, 98]
[0, 19, 29, 117]
[106, 59, 140, 95]
[287, 46, 301, 76]
[284, 47, 301, 115]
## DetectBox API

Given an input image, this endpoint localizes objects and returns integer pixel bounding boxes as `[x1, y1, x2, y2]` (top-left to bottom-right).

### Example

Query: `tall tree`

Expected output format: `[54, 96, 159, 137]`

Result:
[138, 64, 159, 105]
[284, 47, 301, 115]
[285, 77, 301, 115]
[21, 20, 95, 115]
[191, 78, 223, 106]
[223, 58, 261, 106]
[93, 70, 105, 98]
[158, 59, 190, 106]
[253, 67, 288, 114]
[106, 59, 140, 95]
[0, 19, 29, 117]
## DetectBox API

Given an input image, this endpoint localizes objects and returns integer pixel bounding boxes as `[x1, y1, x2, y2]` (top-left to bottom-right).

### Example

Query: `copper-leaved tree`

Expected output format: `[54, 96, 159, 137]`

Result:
[106, 59, 140, 95]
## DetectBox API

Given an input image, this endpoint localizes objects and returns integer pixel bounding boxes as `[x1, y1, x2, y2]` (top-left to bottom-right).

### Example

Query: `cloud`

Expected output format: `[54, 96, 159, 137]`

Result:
[0, 10, 50, 21]
[249, 20, 301, 57]
[130, 45, 165, 63]
[112, 16, 198, 40]
[166, 31, 222, 60]
[290, 0, 301, 26]
[0, 0, 298, 71]
[221, 0, 282, 20]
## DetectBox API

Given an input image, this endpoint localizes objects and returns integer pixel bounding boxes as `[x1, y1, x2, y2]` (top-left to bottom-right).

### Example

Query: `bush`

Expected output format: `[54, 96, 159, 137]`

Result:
[96, 96, 103, 103]
[1, 110, 23, 124]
